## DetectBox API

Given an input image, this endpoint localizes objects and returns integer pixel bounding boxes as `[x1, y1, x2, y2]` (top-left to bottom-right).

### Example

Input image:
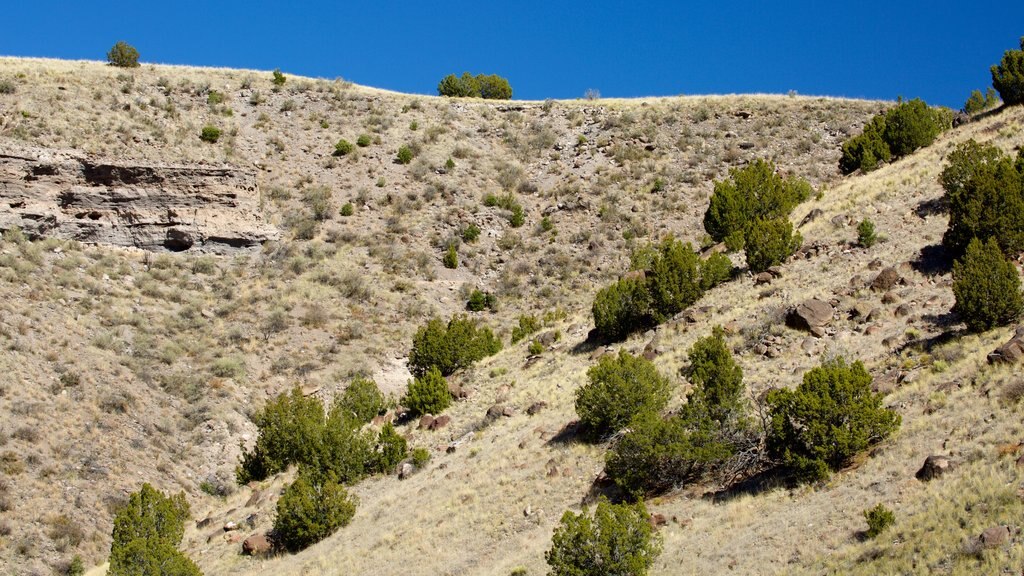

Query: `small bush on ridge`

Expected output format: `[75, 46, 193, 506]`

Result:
[107, 41, 140, 68]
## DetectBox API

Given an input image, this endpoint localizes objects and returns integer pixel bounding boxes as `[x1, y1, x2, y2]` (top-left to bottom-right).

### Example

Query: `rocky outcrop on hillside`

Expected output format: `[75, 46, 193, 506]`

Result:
[0, 144, 277, 252]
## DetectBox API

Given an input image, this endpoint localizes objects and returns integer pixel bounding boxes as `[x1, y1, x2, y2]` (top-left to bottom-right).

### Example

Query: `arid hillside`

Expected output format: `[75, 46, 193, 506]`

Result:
[1, 57, 1022, 576]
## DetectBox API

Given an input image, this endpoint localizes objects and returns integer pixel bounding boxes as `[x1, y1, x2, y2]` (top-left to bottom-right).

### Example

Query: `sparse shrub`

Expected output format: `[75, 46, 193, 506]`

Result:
[106, 41, 140, 68]
[0, 79, 16, 95]
[396, 145, 414, 164]
[528, 340, 544, 355]
[766, 357, 900, 482]
[963, 87, 999, 114]
[437, 72, 512, 99]
[443, 244, 459, 269]
[402, 366, 451, 416]
[335, 377, 384, 424]
[340, 202, 354, 217]
[857, 218, 877, 248]
[743, 217, 801, 273]
[863, 503, 896, 538]
[108, 484, 200, 576]
[199, 125, 221, 143]
[445, 157, 455, 171]
[305, 186, 333, 221]
[575, 351, 671, 439]
[273, 469, 357, 553]
[461, 223, 481, 243]
[210, 357, 244, 379]
[333, 139, 353, 156]
[839, 98, 950, 174]
[509, 204, 525, 227]
[511, 314, 541, 344]
[408, 315, 502, 377]
[940, 140, 1024, 255]
[991, 37, 1024, 106]
[703, 159, 812, 248]
[545, 498, 662, 576]
[467, 289, 497, 312]
[206, 91, 224, 105]
[67, 556, 85, 576]
[411, 447, 430, 468]
[271, 68, 286, 86]
[952, 237, 1024, 332]
[356, 134, 372, 147]
[370, 423, 407, 474]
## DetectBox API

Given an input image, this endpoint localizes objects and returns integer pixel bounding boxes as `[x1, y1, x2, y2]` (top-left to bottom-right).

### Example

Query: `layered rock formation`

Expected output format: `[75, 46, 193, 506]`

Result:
[0, 144, 277, 252]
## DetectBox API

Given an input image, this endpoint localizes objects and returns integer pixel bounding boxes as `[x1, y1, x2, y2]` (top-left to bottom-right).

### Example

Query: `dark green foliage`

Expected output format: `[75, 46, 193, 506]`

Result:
[952, 237, 1024, 332]
[743, 217, 801, 273]
[857, 219, 877, 248]
[271, 68, 286, 86]
[370, 423, 407, 474]
[356, 134, 372, 147]
[411, 447, 430, 468]
[333, 139, 353, 156]
[461, 223, 481, 243]
[575, 351, 671, 439]
[545, 498, 662, 576]
[682, 327, 745, 428]
[107, 41, 140, 68]
[647, 238, 702, 322]
[964, 88, 1000, 114]
[437, 72, 513, 100]
[991, 37, 1024, 105]
[68, 556, 85, 576]
[402, 367, 451, 416]
[396, 145, 414, 164]
[940, 140, 1024, 255]
[509, 204, 525, 227]
[510, 314, 541, 344]
[320, 406, 373, 484]
[108, 484, 201, 576]
[863, 503, 896, 538]
[592, 276, 652, 341]
[839, 99, 950, 174]
[340, 202, 354, 217]
[273, 469, 357, 552]
[698, 252, 734, 291]
[443, 244, 458, 269]
[236, 387, 326, 484]
[703, 159, 812, 247]
[408, 315, 502, 377]
[528, 340, 544, 355]
[199, 125, 221, 143]
[766, 358, 900, 482]
[335, 377, 384, 424]
[467, 289, 497, 312]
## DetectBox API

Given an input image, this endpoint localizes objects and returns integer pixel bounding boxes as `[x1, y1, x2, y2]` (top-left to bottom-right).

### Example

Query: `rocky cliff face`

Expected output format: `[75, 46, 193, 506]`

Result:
[0, 144, 277, 252]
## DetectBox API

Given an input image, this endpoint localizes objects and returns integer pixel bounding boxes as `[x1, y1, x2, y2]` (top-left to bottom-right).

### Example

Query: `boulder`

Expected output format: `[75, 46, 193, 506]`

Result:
[754, 272, 774, 285]
[786, 299, 834, 336]
[428, 415, 451, 431]
[988, 329, 1024, 365]
[418, 414, 435, 430]
[915, 455, 953, 481]
[242, 534, 273, 556]
[649, 513, 668, 528]
[397, 462, 415, 480]
[526, 401, 548, 416]
[871, 267, 902, 292]
[979, 525, 1011, 548]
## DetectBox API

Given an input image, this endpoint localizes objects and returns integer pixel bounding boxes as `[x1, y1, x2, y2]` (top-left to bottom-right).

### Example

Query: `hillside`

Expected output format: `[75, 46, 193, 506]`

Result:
[0, 57, 1022, 576]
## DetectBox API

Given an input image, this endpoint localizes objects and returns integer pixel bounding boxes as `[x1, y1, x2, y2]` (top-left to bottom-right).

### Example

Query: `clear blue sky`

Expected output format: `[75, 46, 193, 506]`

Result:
[2, 1, 1022, 108]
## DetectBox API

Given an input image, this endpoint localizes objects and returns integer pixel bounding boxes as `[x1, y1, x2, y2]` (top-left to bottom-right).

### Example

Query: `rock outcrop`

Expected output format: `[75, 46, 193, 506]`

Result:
[988, 327, 1024, 365]
[0, 145, 277, 252]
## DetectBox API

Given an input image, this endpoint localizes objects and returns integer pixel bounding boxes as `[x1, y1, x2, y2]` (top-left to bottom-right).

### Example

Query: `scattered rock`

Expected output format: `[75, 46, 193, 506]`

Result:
[242, 534, 273, 556]
[428, 415, 451, 431]
[988, 328, 1024, 365]
[526, 401, 548, 416]
[502, 405, 515, 417]
[979, 525, 1011, 548]
[196, 517, 212, 529]
[223, 521, 238, 532]
[397, 462, 415, 480]
[786, 299, 834, 336]
[916, 455, 953, 481]
[649, 513, 669, 528]
[895, 303, 915, 318]
[448, 382, 468, 399]
[881, 291, 900, 305]
[485, 404, 505, 423]
[418, 414, 435, 430]
[754, 272, 774, 285]
[871, 267, 902, 292]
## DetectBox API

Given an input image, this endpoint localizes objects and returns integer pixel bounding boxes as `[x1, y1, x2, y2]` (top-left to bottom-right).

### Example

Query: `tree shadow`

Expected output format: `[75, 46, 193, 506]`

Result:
[911, 244, 953, 277]
[897, 328, 964, 355]
[570, 328, 606, 356]
[546, 420, 586, 446]
[914, 196, 946, 219]
[581, 474, 625, 506]
[703, 466, 793, 503]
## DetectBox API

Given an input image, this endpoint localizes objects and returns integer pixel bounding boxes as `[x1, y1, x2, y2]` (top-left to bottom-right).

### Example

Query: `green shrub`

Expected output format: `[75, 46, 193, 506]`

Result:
[108, 484, 200, 576]
[320, 406, 373, 484]
[340, 202, 354, 217]
[396, 145, 414, 164]
[437, 72, 512, 99]
[408, 315, 502, 377]
[511, 315, 541, 344]
[273, 469, 357, 552]
[699, 252, 734, 291]
[236, 387, 326, 483]
[963, 88, 1000, 114]
[199, 125, 221, 143]
[356, 134, 372, 147]
[682, 327, 746, 428]
[271, 68, 286, 86]
[575, 351, 671, 439]
[442, 244, 458, 269]
[991, 37, 1024, 106]
[839, 98, 950, 174]
[461, 223, 481, 243]
[334, 139, 353, 156]
[206, 90, 224, 105]
[863, 503, 896, 538]
[467, 289, 497, 312]
[335, 377, 384, 424]
[509, 204, 525, 228]
[743, 217, 801, 273]
[545, 498, 662, 576]
[952, 237, 1024, 332]
[67, 556, 85, 576]
[857, 218, 877, 248]
[411, 447, 430, 468]
[766, 358, 900, 482]
[402, 367, 451, 416]
[370, 423, 407, 474]
[107, 41, 140, 68]
[940, 140, 1024, 255]
[647, 237, 703, 322]
[703, 159, 812, 247]
[592, 276, 652, 341]
[527, 340, 544, 355]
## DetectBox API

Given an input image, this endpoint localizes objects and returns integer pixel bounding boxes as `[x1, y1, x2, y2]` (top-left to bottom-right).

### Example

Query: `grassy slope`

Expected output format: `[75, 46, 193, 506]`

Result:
[0, 57, 1022, 575]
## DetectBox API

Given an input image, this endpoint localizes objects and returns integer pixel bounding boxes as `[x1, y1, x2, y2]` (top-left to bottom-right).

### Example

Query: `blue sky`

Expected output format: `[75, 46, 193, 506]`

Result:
[2, 1, 1021, 108]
